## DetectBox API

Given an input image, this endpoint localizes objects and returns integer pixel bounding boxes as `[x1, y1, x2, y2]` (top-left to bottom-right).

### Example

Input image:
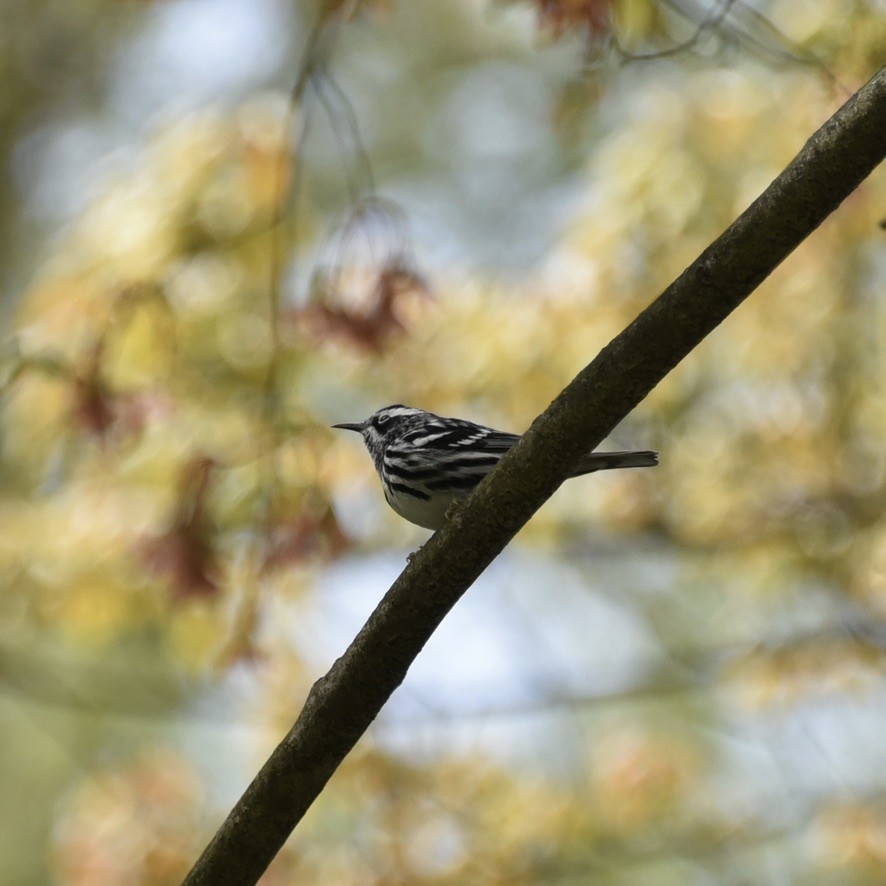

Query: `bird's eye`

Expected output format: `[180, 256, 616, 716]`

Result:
[375, 413, 390, 426]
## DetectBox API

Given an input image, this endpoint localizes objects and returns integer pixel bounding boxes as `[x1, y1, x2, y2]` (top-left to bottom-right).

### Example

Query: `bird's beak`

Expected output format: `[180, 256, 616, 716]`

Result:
[332, 421, 365, 432]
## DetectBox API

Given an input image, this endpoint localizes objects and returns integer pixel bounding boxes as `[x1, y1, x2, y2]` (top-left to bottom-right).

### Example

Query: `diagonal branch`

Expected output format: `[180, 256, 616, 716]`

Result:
[184, 66, 886, 886]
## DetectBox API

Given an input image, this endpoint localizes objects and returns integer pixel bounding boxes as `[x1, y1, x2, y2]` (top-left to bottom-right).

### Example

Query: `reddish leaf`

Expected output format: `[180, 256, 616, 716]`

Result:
[139, 457, 220, 600]
[293, 259, 429, 354]
[261, 504, 351, 573]
[535, 0, 613, 39]
[71, 339, 170, 445]
[72, 341, 116, 442]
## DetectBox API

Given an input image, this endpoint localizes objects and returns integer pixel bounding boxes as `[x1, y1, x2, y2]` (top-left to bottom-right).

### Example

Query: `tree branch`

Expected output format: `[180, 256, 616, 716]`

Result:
[183, 66, 886, 885]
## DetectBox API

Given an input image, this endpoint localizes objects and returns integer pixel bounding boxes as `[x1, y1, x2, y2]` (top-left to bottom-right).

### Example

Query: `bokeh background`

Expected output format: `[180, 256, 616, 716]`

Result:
[1, 0, 885, 883]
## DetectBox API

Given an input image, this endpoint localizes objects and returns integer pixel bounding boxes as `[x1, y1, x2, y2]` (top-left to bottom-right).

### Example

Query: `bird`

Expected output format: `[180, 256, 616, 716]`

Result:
[333, 405, 658, 530]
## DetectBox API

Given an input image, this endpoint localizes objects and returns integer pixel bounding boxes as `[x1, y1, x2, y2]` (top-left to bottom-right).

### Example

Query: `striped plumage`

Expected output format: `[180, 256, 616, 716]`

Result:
[333, 405, 658, 530]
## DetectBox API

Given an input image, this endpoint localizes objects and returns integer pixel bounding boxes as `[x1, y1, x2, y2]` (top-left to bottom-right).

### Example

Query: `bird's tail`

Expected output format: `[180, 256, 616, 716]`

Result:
[571, 450, 659, 477]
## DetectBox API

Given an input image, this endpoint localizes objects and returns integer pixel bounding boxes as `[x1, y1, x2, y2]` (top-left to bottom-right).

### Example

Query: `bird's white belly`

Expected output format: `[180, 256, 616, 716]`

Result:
[384, 485, 454, 531]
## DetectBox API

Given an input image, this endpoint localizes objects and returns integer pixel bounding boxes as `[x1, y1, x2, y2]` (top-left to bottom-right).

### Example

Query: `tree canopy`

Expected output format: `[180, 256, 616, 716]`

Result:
[1, 1, 885, 884]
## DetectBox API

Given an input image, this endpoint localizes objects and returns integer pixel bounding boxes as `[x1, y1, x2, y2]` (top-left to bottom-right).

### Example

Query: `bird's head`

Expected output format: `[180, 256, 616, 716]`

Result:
[333, 405, 428, 464]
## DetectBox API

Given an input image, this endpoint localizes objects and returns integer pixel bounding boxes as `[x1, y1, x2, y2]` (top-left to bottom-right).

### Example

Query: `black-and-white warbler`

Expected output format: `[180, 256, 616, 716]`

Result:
[333, 405, 658, 530]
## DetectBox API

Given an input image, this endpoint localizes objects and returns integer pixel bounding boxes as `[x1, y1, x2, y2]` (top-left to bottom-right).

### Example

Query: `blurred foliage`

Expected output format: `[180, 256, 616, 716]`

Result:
[1, 0, 885, 883]
[0, 0, 143, 301]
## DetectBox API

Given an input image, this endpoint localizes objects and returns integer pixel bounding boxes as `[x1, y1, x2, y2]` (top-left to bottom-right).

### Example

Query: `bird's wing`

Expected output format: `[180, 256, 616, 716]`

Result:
[400, 421, 519, 455]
